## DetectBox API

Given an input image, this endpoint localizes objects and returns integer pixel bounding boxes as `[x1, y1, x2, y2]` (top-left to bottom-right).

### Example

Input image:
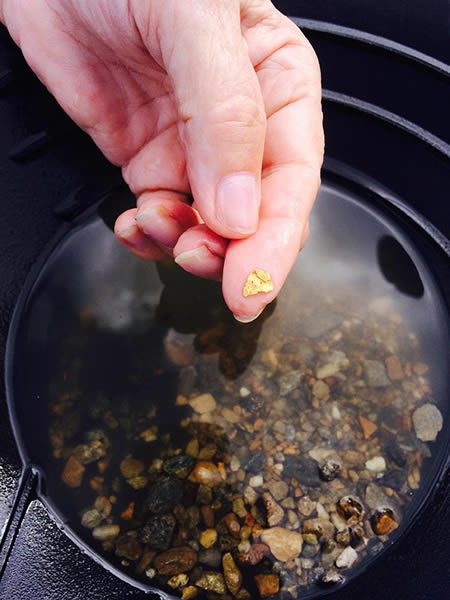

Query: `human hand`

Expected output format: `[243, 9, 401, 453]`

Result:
[1, 0, 323, 322]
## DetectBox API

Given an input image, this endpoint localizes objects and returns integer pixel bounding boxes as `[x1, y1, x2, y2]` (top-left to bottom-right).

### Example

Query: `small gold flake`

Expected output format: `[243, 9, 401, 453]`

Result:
[243, 269, 274, 297]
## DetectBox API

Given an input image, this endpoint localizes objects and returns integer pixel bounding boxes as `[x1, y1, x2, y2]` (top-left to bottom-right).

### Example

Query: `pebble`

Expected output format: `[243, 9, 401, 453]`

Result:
[224, 513, 241, 538]
[297, 496, 316, 516]
[200, 529, 218, 548]
[181, 586, 198, 600]
[146, 476, 184, 514]
[230, 456, 241, 472]
[223, 552, 243, 595]
[363, 360, 390, 387]
[188, 461, 222, 487]
[263, 493, 285, 527]
[145, 568, 156, 579]
[261, 528, 303, 561]
[120, 456, 145, 479]
[365, 456, 386, 473]
[303, 519, 335, 541]
[319, 457, 342, 481]
[365, 483, 400, 516]
[279, 370, 303, 396]
[283, 455, 320, 487]
[254, 574, 280, 598]
[385, 355, 404, 380]
[232, 496, 247, 519]
[164, 455, 195, 479]
[127, 475, 148, 490]
[189, 393, 216, 414]
[115, 531, 143, 561]
[244, 452, 266, 474]
[412, 403, 443, 441]
[316, 363, 340, 379]
[238, 543, 270, 565]
[321, 571, 344, 586]
[199, 548, 222, 568]
[223, 407, 240, 423]
[141, 514, 176, 550]
[335, 546, 358, 569]
[195, 572, 226, 594]
[359, 415, 378, 439]
[186, 439, 199, 458]
[371, 509, 399, 535]
[249, 475, 263, 488]
[92, 524, 120, 541]
[268, 480, 289, 501]
[168, 573, 189, 589]
[81, 508, 103, 529]
[337, 496, 364, 524]
[313, 380, 330, 400]
[154, 547, 198, 576]
[61, 456, 85, 488]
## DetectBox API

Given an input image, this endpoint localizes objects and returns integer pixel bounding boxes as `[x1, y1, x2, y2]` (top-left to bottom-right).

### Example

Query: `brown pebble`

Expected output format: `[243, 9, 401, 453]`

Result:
[224, 513, 241, 538]
[62, 456, 85, 488]
[182, 586, 198, 600]
[263, 493, 284, 527]
[136, 550, 156, 574]
[385, 355, 404, 380]
[254, 574, 280, 597]
[200, 529, 218, 548]
[358, 416, 378, 439]
[154, 547, 198, 576]
[223, 552, 243, 595]
[120, 501, 135, 520]
[371, 509, 399, 535]
[120, 456, 145, 479]
[238, 543, 270, 565]
[201, 504, 215, 528]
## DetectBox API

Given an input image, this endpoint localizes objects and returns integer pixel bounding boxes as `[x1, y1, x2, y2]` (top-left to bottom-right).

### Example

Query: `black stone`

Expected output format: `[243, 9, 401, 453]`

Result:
[283, 456, 320, 486]
[381, 469, 407, 491]
[163, 455, 195, 479]
[140, 513, 176, 550]
[319, 457, 342, 481]
[145, 476, 184, 514]
[244, 452, 266, 474]
[385, 439, 408, 468]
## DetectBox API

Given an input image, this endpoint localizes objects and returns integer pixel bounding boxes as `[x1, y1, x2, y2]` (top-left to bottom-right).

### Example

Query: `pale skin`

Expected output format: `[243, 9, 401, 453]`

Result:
[1, 0, 323, 322]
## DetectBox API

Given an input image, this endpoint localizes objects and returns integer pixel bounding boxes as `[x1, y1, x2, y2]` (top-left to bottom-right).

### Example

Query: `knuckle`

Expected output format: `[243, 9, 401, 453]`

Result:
[209, 93, 266, 143]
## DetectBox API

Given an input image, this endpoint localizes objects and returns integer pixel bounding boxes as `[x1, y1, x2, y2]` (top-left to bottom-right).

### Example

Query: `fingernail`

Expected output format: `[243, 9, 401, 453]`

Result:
[216, 173, 259, 235]
[174, 245, 212, 267]
[233, 308, 264, 323]
[117, 224, 138, 239]
[136, 206, 184, 247]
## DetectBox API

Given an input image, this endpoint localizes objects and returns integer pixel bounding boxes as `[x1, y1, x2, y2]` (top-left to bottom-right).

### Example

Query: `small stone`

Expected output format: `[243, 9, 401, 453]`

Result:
[188, 461, 222, 487]
[136, 550, 156, 574]
[224, 513, 241, 538]
[385, 355, 404, 380]
[297, 496, 316, 516]
[236, 588, 251, 600]
[335, 529, 351, 547]
[223, 407, 240, 423]
[244, 486, 258, 505]
[115, 531, 143, 561]
[81, 508, 103, 529]
[199, 548, 222, 568]
[230, 456, 241, 472]
[279, 370, 303, 396]
[263, 493, 284, 527]
[168, 573, 189, 589]
[321, 571, 344, 586]
[283, 455, 320, 487]
[337, 496, 364, 525]
[61, 456, 85, 488]
[200, 529, 218, 548]
[365, 456, 386, 473]
[319, 457, 342, 481]
[358, 416, 378, 439]
[244, 452, 266, 474]
[261, 527, 303, 561]
[197, 484, 213, 504]
[200, 505, 215, 528]
[127, 475, 148, 490]
[146, 477, 184, 514]
[92, 524, 120, 541]
[186, 439, 200, 458]
[120, 456, 145, 479]
[190, 393, 216, 414]
[254, 574, 280, 597]
[232, 496, 247, 519]
[316, 363, 340, 379]
[223, 552, 243, 595]
[371, 509, 399, 535]
[154, 547, 198, 576]
[313, 380, 330, 400]
[303, 519, 335, 541]
[412, 403, 443, 441]
[363, 360, 390, 387]
[164, 332, 194, 366]
[164, 455, 195, 479]
[145, 568, 156, 579]
[72, 440, 107, 465]
[141, 514, 176, 550]
[335, 546, 358, 568]
[195, 572, 226, 594]
[249, 475, 263, 488]
[238, 543, 270, 565]
[267, 480, 289, 501]
[182, 586, 198, 600]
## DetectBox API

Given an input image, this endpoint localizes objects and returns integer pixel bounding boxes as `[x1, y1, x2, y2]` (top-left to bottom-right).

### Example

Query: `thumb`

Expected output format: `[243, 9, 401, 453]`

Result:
[158, 1, 266, 238]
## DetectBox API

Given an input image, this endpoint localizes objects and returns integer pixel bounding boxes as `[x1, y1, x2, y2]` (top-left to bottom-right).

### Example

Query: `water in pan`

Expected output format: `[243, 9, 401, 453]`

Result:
[12, 186, 447, 598]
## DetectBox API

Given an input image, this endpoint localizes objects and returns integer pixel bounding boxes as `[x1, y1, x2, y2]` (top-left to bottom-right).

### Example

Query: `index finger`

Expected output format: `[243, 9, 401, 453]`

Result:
[222, 11, 323, 320]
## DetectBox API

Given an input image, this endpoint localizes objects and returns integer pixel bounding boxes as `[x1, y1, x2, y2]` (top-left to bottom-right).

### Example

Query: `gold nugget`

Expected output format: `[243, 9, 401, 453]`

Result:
[243, 269, 274, 297]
